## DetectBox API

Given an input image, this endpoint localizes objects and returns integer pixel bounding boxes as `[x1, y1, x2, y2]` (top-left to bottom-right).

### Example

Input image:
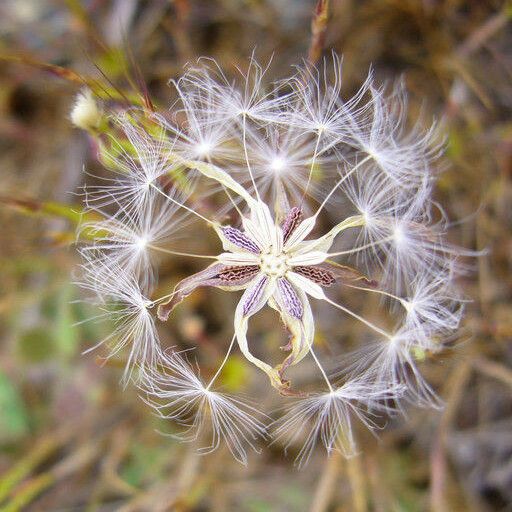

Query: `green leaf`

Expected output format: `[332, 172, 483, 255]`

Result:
[0, 371, 29, 442]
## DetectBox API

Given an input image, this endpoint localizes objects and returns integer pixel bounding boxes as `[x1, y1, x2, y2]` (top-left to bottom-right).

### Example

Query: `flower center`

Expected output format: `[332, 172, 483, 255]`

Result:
[260, 252, 289, 278]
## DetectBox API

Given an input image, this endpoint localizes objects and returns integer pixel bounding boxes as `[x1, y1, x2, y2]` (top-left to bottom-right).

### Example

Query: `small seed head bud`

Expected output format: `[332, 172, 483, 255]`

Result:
[70, 88, 102, 132]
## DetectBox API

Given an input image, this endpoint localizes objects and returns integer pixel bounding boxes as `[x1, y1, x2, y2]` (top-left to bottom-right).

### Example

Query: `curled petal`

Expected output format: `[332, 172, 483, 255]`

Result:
[295, 215, 365, 254]
[179, 157, 256, 207]
[320, 261, 378, 287]
[157, 263, 257, 321]
[270, 285, 314, 385]
[234, 277, 284, 389]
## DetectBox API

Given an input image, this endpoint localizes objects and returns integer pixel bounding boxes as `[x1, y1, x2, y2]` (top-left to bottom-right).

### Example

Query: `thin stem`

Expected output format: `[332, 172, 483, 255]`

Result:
[72, 310, 111, 327]
[342, 283, 405, 305]
[323, 296, 392, 340]
[147, 244, 218, 260]
[313, 155, 372, 219]
[223, 185, 244, 218]
[149, 279, 200, 307]
[241, 113, 262, 202]
[205, 333, 237, 390]
[301, 130, 322, 207]
[327, 236, 394, 257]
[309, 346, 334, 393]
[149, 183, 212, 225]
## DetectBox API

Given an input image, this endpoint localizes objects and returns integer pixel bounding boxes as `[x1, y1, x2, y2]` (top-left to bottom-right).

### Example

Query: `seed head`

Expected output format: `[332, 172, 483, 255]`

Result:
[70, 88, 102, 132]
[76, 54, 469, 465]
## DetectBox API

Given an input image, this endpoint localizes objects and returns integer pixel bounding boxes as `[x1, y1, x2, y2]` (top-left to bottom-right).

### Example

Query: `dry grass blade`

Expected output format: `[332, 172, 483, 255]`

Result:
[308, 0, 330, 66]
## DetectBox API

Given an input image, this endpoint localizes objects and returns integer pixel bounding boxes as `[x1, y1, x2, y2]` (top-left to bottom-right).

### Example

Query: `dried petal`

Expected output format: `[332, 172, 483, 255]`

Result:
[276, 278, 303, 319]
[179, 158, 256, 208]
[217, 265, 260, 283]
[287, 251, 327, 266]
[234, 278, 284, 391]
[270, 285, 315, 388]
[158, 263, 258, 321]
[287, 271, 326, 300]
[296, 215, 365, 254]
[319, 261, 377, 287]
[242, 275, 269, 315]
[284, 215, 317, 249]
[293, 265, 336, 286]
[281, 207, 303, 244]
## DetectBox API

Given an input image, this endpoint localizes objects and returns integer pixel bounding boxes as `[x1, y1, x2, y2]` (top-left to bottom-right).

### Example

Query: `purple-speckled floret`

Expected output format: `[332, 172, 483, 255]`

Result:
[282, 207, 304, 245]
[222, 227, 261, 253]
[293, 266, 335, 286]
[277, 278, 303, 319]
[242, 275, 268, 315]
[217, 265, 260, 283]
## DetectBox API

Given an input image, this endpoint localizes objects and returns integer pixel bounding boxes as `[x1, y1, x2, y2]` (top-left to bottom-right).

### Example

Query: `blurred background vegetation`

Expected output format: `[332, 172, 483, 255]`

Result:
[0, 0, 511, 510]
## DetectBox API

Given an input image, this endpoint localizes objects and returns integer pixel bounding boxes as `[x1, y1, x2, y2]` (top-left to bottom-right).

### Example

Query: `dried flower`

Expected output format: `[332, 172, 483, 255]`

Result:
[76, 55, 467, 465]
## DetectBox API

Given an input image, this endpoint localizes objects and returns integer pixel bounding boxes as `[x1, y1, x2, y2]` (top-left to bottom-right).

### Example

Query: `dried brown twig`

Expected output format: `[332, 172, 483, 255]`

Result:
[308, 0, 330, 66]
